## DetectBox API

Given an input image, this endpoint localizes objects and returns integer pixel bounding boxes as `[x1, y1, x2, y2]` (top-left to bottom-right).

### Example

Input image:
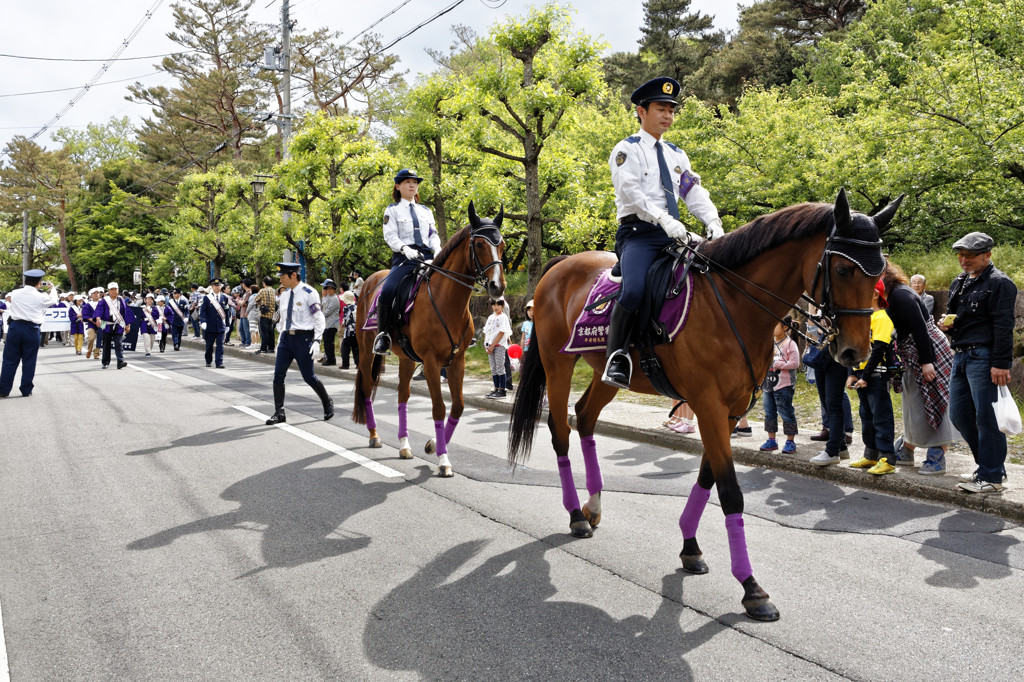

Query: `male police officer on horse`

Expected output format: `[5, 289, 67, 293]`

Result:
[603, 77, 725, 389]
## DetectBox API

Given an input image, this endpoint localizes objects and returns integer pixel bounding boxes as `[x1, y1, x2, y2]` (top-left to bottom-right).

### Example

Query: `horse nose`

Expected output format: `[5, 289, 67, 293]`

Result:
[488, 281, 506, 299]
[837, 346, 863, 368]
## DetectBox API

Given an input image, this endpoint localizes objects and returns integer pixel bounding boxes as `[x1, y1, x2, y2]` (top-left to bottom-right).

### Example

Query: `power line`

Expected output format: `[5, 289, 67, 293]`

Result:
[342, 0, 416, 47]
[0, 50, 194, 63]
[0, 73, 162, 99]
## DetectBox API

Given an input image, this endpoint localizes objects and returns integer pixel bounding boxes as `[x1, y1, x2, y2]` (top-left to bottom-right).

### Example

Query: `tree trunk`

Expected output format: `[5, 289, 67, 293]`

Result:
[427, 137, 449, 241]
[56, 196, 77, 291]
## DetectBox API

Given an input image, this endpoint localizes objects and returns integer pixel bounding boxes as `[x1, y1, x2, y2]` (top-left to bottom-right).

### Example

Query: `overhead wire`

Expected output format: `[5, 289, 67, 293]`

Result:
[0, 73, 163, 99]
[0, 50, 194, 63]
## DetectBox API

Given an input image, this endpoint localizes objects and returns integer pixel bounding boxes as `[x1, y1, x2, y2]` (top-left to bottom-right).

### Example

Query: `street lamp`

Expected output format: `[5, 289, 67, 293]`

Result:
[249, 175, 274, 279]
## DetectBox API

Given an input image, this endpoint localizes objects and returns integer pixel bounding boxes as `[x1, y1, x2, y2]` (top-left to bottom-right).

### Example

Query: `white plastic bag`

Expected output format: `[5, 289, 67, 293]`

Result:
[994, 385, 1022, 436]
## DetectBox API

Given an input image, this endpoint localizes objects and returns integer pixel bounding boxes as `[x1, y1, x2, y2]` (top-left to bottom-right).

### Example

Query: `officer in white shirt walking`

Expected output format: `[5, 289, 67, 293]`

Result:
[603, 77, 725, 389]
[0, 269, 59, 397]
[265, 262, 334, 425]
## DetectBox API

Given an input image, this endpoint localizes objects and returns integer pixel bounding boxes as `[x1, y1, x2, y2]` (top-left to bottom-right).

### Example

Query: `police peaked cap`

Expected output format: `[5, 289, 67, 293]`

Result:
[209, 278, 223, 286]
[276, 261, 301, 275]
[630, 77, 681, 106]
[394, 168, 423, 184]
[24, 269, 45, 278]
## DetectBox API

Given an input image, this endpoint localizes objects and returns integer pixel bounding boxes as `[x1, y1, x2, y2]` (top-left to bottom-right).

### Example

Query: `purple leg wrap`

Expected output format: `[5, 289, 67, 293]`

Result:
[433, 420, 447, 457]
[557, 457, 581, 513]
[444, 416, 460, 444]
[679, 483, 712, 539]
[725, 513, 753, 584]
[397, 403, 408, 439]
[580, 436, 603, 496]
[364, 399, 377, 430]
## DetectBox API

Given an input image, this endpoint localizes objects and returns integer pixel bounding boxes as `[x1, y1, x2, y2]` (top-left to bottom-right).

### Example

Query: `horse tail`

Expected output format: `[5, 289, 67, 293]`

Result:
[351, 353, 384, 424]
[542, 255, 568, 276]
[507, 325, 547, 468]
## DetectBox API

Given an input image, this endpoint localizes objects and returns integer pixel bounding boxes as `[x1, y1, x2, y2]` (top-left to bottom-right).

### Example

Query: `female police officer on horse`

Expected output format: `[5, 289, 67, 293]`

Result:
[372, 169, 442, 355]
[603, 77, 725, 389]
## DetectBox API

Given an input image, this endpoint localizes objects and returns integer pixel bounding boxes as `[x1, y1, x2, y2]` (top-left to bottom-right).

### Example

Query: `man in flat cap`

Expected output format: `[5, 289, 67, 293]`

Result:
[264, 262, 334, 425]
[940, 232, 1017, 494]
[319, 279, 340, 366]
[0, 270, 58, 397]
[603, 76, 725, 389]
[199, 278, 230, 368]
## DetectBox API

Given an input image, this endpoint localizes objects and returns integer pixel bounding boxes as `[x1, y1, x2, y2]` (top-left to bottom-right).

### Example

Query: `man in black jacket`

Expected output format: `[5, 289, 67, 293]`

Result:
[940, 232, 1017, 494]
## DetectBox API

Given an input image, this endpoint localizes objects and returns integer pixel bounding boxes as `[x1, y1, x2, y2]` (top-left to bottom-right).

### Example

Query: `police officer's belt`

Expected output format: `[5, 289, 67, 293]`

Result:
[286, 329, 314, 336]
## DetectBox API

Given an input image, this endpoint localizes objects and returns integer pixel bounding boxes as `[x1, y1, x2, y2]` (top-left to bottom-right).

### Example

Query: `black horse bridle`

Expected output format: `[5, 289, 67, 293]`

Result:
[415, 224, 505, 291]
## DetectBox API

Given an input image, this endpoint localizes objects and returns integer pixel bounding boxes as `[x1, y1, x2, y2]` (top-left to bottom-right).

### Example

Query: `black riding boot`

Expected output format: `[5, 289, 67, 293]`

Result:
[311, 379, 334, 421]
[601, 303, 635, 389]
[265, 383, 286, 425]
[372, 302, 392, 355]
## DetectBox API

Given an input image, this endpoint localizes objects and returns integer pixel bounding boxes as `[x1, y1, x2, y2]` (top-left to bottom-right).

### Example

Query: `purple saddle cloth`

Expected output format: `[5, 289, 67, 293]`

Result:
[362, 277, 423, 332]
[561, 266, 695, 354]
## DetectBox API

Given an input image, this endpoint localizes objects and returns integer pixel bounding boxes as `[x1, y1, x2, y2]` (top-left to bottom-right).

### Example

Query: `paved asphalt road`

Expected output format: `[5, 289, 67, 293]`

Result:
[1, 347, 1022, 681]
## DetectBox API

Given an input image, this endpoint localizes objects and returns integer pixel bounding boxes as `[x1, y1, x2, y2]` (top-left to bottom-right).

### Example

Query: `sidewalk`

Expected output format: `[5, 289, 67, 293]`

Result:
[186, 337, 1024, 523]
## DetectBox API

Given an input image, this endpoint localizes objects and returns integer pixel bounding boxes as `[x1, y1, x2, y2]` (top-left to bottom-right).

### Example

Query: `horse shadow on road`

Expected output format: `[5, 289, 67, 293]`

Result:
[364, 536, 725, 680]
[127, 452, 429, 577]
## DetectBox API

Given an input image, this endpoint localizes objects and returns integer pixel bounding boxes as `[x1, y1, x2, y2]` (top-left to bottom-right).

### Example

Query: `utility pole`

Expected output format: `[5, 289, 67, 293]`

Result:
[281, 0, 292, 160]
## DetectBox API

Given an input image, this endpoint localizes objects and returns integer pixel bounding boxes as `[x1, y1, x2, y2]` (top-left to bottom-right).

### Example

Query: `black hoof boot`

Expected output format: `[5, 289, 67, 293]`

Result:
[741, 576, 780, 622]
[679, 538, 709, 575]
[568, 508, 593, 539]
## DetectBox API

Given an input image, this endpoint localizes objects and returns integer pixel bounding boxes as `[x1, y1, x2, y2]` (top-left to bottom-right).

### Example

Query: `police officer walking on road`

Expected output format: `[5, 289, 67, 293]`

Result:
[604, 77, 725, 389]
[265, 262, 334, 425]
[940, 232, 1018, 494]
[200, 278, 230, 368]
[0, 269, 58, 397]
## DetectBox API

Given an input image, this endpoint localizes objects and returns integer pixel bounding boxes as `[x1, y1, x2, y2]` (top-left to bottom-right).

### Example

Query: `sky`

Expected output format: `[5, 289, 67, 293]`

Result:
[0, 0, 741, 155]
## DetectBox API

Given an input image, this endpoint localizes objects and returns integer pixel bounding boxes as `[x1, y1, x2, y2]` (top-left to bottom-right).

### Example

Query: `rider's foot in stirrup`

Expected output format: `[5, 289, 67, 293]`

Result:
[601, 350, 631, 389]
[372, 332, 391, 355]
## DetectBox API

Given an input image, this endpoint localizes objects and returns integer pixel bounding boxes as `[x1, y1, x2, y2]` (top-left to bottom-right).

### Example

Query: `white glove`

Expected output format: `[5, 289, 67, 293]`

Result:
[201, 322, 207, 331]
[706, 217, 724, 241]
[402, 246, 419, 260]
[310, 338, 320, 359]
[656, 212, 689, 241]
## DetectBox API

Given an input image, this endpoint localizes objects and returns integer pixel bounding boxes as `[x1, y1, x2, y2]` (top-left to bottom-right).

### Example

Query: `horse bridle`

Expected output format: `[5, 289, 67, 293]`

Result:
[416, 224, 505, 291]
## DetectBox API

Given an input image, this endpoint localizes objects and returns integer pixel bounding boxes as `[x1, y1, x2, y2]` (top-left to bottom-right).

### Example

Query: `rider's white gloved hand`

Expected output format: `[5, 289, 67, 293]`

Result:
[706, 217, 724, 241]
[402, 246, 419, 260]
[200, 322, 207, 331]
[656, 212, 690, 241]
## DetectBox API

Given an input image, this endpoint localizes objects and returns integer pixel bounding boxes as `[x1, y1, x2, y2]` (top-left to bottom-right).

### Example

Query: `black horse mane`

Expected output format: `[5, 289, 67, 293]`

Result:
[434, 225, 472, 268]
[699, 202, 835, 270]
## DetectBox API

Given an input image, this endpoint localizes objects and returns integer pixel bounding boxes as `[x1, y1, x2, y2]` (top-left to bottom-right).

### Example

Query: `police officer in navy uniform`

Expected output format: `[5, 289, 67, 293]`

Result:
[199, 278, 230, 368]
[0, 270, 58, 397]
[265, 262, 334, 425]
[603, 77, 725, 389]
[372, 168, 442, 355]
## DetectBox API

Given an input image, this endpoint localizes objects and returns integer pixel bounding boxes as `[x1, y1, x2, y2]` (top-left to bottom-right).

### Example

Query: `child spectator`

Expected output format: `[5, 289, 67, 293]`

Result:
[759, 316, 800, 454]
[847, 280, 898, 475]
[483, 298, 513, 399]
[340, 289, 359, 370]
[520, 299, 535, 351]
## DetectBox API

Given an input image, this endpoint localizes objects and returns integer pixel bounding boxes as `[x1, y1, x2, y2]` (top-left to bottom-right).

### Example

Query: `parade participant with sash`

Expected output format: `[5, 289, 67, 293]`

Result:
[68, 294, 86, 355]
[83, 288, 102, 360]
[140, 293, 160, 357]
[371, 168, 442, 355]
[264, 262, 334, 425]
[0, 270, 58, 397]
[199, 278, 229, 368]
[155, 295, 170, 352]
[92, 282, 134, 369]
[603, 77, 724, 389]
[166, 288, 188, 351]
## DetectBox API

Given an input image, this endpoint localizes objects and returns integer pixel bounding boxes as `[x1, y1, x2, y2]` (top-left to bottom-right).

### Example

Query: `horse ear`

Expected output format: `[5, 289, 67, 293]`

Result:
[468, 201, 480, 229]
[494, 203, 504, 229]
[872, 194, 905, 234]
[833, 187, 851, 235]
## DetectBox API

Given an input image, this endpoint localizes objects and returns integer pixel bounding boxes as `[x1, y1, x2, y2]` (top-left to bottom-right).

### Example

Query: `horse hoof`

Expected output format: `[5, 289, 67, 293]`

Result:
[679, 552, 709, 575]
[569, 509, 593, 538]
[438, 465, 454, 478]
[399, 447, 413, 459]
[581, 503, 601, 529]
[742, 597, 780, 622]
[369, 437, 382, 448]
[425, 439, 436, 455]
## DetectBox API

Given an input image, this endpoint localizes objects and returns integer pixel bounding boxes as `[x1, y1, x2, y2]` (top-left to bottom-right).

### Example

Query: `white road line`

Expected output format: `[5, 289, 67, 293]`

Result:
[129, 364, 170, 381]
[0, 592, 9, 682]
[233, 406, 404, 478]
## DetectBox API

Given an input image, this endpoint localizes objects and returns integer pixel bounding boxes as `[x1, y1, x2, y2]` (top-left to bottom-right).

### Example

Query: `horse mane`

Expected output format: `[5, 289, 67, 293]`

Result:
[699, 203, 834, 269]
[434, 225, 471, 268]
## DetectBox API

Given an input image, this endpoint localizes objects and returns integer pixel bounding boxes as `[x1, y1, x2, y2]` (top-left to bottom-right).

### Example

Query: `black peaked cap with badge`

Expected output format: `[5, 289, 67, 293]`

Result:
[209, 278, 223, 286]
[394, 168, 423, 184]
[630, 77, 681, 106]
[276, 261, 301, 276]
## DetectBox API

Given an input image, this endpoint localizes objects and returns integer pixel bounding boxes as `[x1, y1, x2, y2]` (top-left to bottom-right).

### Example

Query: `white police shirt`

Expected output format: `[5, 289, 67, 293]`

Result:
[6, 284, 58, 325]
[276, 283, 326, 338]
[382, 198, 442, 256]
[609, 128, 720, 227]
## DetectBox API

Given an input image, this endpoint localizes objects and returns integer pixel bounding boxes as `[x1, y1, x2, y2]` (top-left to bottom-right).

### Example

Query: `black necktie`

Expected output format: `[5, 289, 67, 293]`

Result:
[286, 290, 294, 331]
[655, 141, 680, 220]
[410, 204, 425, 248]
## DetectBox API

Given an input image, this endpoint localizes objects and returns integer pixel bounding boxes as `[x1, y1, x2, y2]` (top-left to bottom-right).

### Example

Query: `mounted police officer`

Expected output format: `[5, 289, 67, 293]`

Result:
[265, 262, 334, 425]
[603, 77, 725, 389]
[372, 168, 442, 355]
[0, 269, 58, 397]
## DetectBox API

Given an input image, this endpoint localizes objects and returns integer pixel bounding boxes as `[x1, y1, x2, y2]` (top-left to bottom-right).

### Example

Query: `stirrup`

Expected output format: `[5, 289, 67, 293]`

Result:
[372, 332, 391, 355]
[601, 349, 632, 389]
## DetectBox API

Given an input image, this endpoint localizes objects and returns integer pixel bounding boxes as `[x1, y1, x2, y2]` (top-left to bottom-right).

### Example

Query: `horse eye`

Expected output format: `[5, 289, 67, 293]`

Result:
[835, 264, 851, 277]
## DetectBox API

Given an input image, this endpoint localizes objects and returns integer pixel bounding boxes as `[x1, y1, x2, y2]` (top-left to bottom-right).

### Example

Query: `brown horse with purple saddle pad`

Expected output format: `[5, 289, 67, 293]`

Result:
[508, 189, 903, 621]
[352, 203, 506, 477]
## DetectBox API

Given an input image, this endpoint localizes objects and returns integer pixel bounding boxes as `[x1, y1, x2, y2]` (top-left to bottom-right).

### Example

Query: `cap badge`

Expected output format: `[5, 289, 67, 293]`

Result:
[662, 82, 673, 94]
